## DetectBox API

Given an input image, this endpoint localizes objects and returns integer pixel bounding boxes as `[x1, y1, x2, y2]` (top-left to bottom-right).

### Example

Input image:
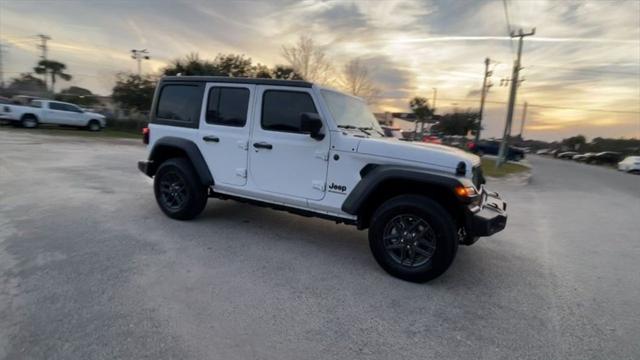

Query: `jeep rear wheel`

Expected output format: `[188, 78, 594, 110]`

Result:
[369, 195, 458, 283]
[154, 158, 208, 220]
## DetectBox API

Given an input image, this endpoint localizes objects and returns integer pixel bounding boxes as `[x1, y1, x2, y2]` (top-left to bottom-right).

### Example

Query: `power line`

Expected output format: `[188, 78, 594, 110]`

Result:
[528, 64, 640, 76]
[502, 0, 515, 56]
[433, 97, 640, 114]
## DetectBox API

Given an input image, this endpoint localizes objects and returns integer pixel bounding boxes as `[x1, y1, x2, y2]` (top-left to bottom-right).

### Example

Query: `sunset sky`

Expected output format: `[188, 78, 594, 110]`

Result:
[1, 0, 638, 140]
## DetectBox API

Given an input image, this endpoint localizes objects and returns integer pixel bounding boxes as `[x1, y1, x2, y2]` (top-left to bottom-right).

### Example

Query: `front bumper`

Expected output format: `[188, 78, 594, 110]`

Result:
[466, 188, 507, 238]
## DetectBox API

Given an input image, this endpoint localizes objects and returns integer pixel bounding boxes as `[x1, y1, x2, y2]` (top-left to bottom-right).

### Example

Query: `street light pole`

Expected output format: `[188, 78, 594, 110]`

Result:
[131, 49, 150, 76]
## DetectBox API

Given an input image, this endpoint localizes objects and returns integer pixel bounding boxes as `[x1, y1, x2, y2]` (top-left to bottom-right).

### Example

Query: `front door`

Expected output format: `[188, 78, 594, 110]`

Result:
[198, 83, 254, 187]
[249, 86, 329, 201]
[47, 102, 84, 125]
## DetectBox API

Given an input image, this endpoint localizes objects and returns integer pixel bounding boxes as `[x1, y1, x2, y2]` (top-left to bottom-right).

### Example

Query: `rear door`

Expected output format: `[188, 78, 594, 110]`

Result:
[248, 86, 329, 201]
[198, 83, 254, 187]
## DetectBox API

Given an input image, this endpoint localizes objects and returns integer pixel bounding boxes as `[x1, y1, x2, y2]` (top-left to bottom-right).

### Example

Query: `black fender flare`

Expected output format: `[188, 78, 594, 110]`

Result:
[148, 136, 214, 185]
[341, 164, 472, 215]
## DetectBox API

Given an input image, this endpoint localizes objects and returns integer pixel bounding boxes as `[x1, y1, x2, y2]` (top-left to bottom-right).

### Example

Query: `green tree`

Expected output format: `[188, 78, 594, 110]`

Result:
[111, 73, 156, 112]
[272, 65, 303, 80]
[432, 111, 480, 136]
[163, 53, 253, 77]
[253, 63, 273, 78]
[7, 73, 47, 94]
[56, 86, 98, 106]
[213, 54, 253, 77]
[562, 135, 587, 151]
[33, 60, 72, 93]
[409, 97, 433, 138]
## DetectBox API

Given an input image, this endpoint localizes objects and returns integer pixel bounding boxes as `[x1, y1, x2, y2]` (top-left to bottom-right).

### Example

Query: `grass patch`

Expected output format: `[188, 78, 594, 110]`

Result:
[481, 157, 529, 177]
[0, 125, 141, 139]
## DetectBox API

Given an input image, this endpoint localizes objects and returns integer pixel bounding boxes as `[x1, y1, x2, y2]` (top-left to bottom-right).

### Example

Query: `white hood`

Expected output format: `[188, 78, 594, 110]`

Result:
[356, 137, 480, 174]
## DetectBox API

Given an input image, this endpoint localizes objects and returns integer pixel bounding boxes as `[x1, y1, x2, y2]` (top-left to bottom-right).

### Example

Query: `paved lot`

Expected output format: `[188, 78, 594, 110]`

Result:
[1, 129, 639, 360]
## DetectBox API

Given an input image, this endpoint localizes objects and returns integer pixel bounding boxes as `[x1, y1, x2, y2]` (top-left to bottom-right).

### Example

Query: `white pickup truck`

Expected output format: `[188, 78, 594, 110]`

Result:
[0, 99, 106, 131]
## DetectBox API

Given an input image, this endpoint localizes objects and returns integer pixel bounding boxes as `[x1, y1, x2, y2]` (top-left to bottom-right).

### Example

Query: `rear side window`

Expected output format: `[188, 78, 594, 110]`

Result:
[262, 90, 317, 133]
[156, 85, 202, 123]
[206, 87, 250, 127]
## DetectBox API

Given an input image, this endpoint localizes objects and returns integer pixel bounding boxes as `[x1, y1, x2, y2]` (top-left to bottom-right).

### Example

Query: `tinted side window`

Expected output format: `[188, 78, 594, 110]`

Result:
[66, 104, 82, 112]
[206, 87, 250, 127]
[49, 102, 65, 111]
[157, 85, 202, 123]
[262, 91, 317, 132]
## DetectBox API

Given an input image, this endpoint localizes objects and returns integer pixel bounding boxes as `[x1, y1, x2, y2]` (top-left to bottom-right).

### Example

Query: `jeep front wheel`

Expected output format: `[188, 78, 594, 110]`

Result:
[369, 195, 458, 283]
[154, 158, 208, 220]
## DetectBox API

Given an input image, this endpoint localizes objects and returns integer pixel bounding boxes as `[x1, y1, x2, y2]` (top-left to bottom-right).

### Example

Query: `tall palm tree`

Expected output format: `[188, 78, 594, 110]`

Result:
[34, 60, 72, 93]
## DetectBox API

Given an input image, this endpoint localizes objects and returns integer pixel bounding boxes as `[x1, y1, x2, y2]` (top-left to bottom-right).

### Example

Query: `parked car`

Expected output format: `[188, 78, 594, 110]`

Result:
[589, 151, 622, 165]
[572, 152, 597, 162]
[536, 149, 550, 155]
[557, 151, 579, 159]
[617, 156, 640, 174]
[468, 140, 525, 161]
[380, 125, 405, 140]
[0, 99, 106, 131]
[421, 134, 443, 144]
[137, 76, 508, 283]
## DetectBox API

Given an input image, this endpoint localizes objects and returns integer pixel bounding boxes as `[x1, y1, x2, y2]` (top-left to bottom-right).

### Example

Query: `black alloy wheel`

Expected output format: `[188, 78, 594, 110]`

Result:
[382, 214, 436, 267]
[153, 158, 208, 220]
[369, 195, 458, 283]
[159, 170, 189, 211]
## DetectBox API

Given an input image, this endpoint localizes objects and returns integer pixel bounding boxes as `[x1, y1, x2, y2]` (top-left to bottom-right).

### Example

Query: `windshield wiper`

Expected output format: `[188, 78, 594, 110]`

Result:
[359, 127, 385, 137]
[338, 124, 369, 135]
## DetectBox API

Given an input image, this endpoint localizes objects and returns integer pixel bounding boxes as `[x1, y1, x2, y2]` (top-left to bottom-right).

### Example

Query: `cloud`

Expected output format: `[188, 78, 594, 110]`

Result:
[0, 0, 638, 140]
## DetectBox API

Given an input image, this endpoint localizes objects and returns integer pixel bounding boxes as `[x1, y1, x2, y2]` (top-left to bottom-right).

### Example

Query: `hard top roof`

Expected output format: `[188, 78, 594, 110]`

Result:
[161, 76, 313, 88]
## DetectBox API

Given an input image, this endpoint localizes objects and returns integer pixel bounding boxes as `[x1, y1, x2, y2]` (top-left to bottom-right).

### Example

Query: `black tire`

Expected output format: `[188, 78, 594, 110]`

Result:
[153, 158, 208, 220]
[369, 195, 458, 283]
[21, 115, 38, 129]
[87, 120, 101, 132]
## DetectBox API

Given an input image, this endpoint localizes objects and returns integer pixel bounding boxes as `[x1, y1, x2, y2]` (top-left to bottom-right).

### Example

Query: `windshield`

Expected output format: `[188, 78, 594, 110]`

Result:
[321, 89, 383, 136]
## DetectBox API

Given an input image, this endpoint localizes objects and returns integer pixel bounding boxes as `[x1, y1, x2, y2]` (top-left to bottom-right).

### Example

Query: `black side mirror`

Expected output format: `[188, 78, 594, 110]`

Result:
[300, 112, 324, 140]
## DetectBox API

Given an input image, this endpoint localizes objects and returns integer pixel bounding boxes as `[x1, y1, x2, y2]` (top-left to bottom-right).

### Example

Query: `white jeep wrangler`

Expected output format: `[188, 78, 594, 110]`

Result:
[138, 76, 507, 282]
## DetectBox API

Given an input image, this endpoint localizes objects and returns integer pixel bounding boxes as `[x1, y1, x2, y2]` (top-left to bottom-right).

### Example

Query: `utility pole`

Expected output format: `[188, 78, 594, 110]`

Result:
[431, 87, 437, 115]
[0, 42, 7, 88]
[475, 57, 492, 143]
[36, 34, 51, 87]
[497, 28, 535, 167]
[518, 101, 528, 138]
[131, 49, 150, 76]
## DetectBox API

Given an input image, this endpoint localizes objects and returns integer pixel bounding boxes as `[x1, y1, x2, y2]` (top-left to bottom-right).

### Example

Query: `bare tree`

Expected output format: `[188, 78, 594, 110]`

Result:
[281, 36, 333, 84]
[341, 58, 380, 104]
